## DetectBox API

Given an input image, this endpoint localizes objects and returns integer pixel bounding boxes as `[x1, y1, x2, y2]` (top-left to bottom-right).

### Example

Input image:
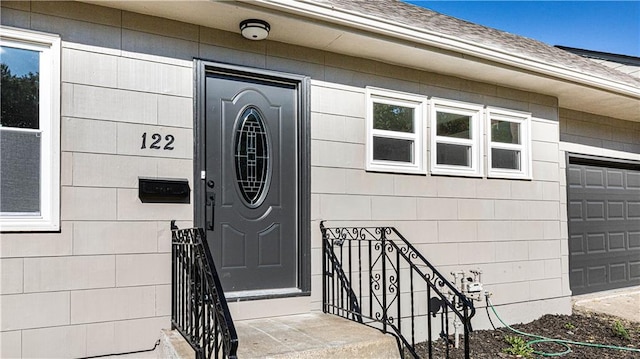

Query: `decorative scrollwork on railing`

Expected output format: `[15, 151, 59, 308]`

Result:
[324, 225, 393, 242]
[399, 245, 419, 261]
[321, 222, 476, 359]
[388, 276, 397, 293]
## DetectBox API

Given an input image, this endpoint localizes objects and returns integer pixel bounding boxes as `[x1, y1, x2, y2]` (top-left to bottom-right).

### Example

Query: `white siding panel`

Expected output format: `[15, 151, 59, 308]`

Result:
[1, 292, 70, 331]
[23, 255, 115, 292]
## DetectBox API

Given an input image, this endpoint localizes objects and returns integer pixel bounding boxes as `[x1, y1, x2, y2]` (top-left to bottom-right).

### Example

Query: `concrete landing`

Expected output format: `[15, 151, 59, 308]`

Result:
[159, 313, 400, 359]
[573, 287, 640, 323]
[236, 313, 399, 358]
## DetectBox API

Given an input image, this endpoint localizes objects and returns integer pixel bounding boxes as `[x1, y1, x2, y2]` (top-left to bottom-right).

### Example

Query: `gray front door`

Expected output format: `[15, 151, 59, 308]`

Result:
[204, 71, 299, 293]
[567, 158, 640, 295]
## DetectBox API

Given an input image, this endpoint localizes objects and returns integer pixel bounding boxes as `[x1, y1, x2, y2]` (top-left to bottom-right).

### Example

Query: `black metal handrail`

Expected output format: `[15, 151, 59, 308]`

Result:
[171, 224, 238, 359]
[321, 222, 476, 359]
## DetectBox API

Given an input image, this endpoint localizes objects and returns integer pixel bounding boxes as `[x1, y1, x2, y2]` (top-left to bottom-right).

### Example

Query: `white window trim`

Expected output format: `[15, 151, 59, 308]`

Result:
[366, 87, 427, 174]
[486, 107, 532, 179]
[0, 26, 61, 232]
[430, 98, 483, 177]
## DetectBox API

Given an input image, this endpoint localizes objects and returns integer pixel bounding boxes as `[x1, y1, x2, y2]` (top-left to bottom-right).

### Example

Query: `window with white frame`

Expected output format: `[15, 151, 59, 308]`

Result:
[1, 27, 61, 231]
[487, 107, 531, 179]
[430, 99, 483, 177]
[366, 88, 426, 174]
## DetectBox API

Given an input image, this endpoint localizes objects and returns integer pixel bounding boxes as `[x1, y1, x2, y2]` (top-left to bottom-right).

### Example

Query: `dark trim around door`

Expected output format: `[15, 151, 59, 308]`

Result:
[193, 60, 311, 297]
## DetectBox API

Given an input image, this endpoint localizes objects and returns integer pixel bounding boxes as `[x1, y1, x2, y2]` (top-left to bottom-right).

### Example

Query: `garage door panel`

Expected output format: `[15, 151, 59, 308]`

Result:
[567, 191, 636, 201]
[569, 201, 583, 219]
[586, 201, 605, 219]
[569, 201, 638, 221]
[608, 232, 626, 251]
[609, 263, 628, 283]
[571, 221, 639, 233]
[573, 249, 639, 265]
[568, 167, 583, 186]
[631, 262, 640, 280]
[568, 160, 640, 295]
[630, 232, 640, 249]
[607, 202, 624, 219]
[569, 234, 584, 254]
[572, 232, 640, 257]
[571, 263, 640, 293]
[585, 169, 605, 188]
[586, 233, 606, 253]
[587, 266, 607, 286]
[570, 269, 586, 289]
[629, 202, 640, 218]
[607, 170, 625, 188]
[628, 172, 640, 188]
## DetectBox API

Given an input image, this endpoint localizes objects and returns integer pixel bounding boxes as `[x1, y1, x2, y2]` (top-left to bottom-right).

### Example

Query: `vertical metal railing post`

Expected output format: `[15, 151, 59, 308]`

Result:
[368, 239, 373, 320]
[381, 228, 387, 334]
[339, 242, 344, 317]
[358, 239, 363, 317]
[200, 263, 206, 359]
[444, 305, 450, 358]
[321, 223, 327, 314]
[464, 305, 470, 359]
[396, 245, 401, 343]
[171, 230, 177, 330]
[347, 235, 353, 317]
[410, 268, 415, 349]
[427, 284, 432, 359]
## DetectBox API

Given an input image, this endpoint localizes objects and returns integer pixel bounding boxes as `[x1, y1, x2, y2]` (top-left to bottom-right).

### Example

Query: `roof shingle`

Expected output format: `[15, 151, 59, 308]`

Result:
[319, 0, 640, 88]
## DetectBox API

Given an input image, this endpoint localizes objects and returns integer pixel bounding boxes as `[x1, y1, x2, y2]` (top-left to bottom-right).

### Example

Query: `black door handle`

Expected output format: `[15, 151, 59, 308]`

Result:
[206, 192, 215, 231]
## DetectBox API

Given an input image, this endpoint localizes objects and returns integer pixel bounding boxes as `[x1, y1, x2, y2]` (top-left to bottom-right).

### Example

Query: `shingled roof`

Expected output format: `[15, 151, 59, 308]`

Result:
[319, 0, 640, 88]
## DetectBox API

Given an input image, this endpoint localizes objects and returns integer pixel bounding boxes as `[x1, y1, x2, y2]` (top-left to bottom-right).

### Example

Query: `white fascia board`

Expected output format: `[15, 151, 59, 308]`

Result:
[251, 0, 640, 99]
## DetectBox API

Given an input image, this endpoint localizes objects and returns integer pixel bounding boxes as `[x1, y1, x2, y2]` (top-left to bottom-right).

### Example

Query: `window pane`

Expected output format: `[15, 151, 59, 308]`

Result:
[437, 112, 471, 139]
[373, 103, 414, 133]
[0, 46, 39, 129]
[492, 148, 521, 170]
[436, 143, 470, 166]
[491, 120, 520, 144]
[373, 137, 413, 163]
[0, 129, 41, 214]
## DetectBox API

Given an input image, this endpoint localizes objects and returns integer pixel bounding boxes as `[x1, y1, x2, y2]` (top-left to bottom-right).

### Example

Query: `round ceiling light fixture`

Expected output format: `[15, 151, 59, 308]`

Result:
[239, 19, 270, 41]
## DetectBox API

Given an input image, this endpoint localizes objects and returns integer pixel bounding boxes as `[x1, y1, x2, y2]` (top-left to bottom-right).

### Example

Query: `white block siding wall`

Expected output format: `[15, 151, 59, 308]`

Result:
[560, 108, 640, 156]
[309, 80, 570, 332]
[558, 109, 640, 193]
[1, 2, 192, 358]
[0, 1, 578, 357]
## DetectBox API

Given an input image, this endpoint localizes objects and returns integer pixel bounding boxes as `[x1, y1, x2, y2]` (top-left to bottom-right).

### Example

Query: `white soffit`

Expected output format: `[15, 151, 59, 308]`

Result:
[79, 0, 640, 122]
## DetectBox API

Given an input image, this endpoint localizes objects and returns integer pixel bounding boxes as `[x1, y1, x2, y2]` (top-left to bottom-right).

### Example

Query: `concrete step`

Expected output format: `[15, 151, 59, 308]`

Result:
[236, 313, 400, 358]
[160, 313, 400, 359]
[159, 329, 195, 359]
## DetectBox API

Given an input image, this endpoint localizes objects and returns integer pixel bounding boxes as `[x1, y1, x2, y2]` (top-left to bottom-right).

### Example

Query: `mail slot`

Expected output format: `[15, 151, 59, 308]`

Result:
[138, 177, 190, 203]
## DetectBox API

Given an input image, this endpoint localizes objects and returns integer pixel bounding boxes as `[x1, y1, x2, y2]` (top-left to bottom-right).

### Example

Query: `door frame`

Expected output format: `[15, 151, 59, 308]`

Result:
[194, 60, 311, 298]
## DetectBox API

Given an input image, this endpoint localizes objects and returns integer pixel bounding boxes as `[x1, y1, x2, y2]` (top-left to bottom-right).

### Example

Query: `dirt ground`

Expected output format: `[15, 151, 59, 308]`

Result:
[412, 310, 640, 358]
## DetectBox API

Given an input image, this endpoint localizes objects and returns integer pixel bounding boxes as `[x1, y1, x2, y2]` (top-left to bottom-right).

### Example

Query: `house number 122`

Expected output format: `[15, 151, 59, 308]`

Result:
[141, 133, 175, 150]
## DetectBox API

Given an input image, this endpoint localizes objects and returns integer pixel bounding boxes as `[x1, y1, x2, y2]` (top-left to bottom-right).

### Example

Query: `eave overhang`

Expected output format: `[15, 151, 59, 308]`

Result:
[79, 0, 640, 122]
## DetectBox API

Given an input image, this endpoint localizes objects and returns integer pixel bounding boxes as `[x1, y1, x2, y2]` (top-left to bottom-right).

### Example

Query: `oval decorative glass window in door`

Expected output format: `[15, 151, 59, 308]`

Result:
[234, 106, 270, 207]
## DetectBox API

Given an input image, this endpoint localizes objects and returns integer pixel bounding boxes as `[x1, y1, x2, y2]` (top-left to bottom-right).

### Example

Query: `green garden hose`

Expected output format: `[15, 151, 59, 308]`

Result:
[486, 296, 640, 357]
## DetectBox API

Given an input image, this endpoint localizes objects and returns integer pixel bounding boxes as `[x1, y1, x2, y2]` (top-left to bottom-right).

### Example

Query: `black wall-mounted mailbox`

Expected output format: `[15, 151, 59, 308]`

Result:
[138, 177, 190, 204]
